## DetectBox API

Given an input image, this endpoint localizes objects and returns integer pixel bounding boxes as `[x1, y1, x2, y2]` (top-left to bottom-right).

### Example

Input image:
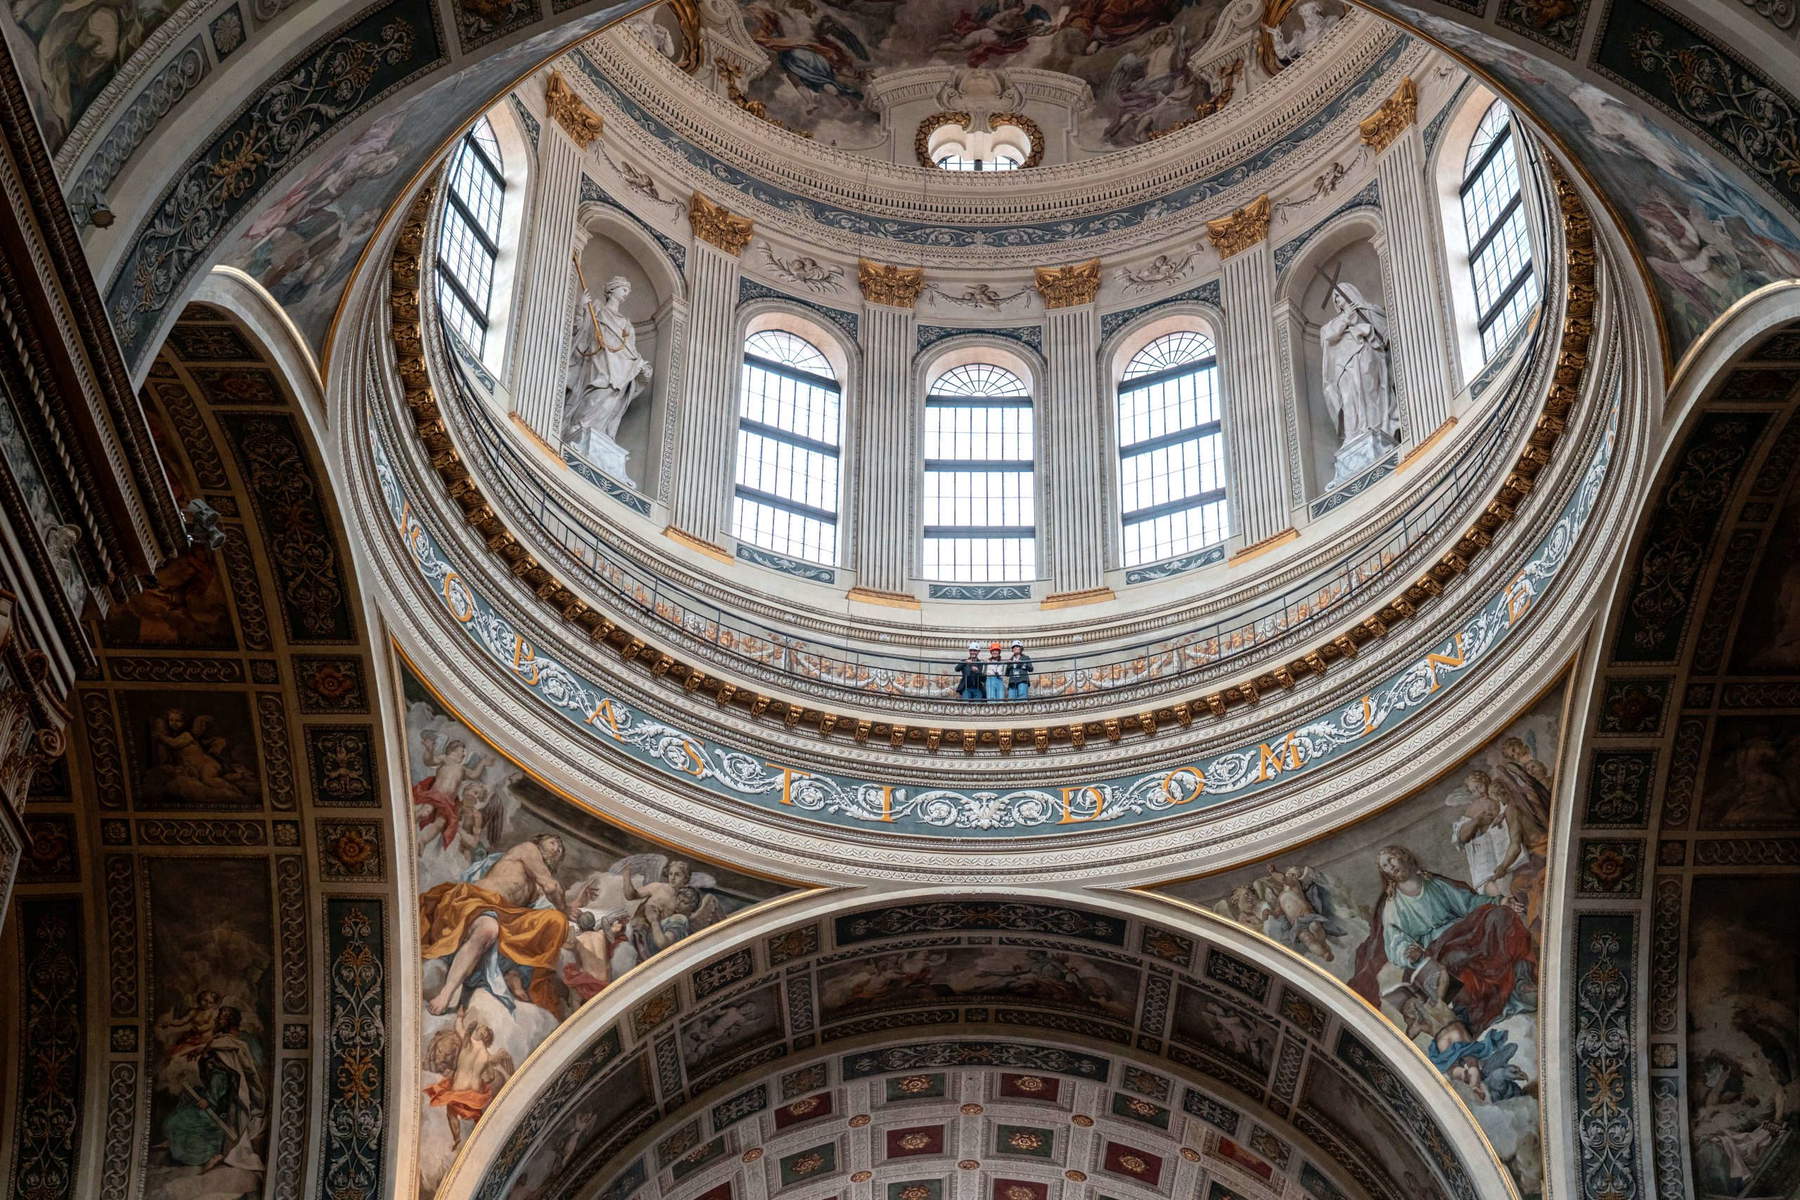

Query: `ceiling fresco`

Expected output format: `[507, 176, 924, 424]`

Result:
[683, 0, 1346, 149]
[1160, 682, 1567, 1199]
[400, 662, 800, 1197]
[465, 897, 1488, 1200]
[4, 303, 394, 1200]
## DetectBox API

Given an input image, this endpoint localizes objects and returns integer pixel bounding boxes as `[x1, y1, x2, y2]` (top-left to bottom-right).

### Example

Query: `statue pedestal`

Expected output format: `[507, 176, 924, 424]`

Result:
[1329, 429, 1397, 489]
[569, 429, 635, 487]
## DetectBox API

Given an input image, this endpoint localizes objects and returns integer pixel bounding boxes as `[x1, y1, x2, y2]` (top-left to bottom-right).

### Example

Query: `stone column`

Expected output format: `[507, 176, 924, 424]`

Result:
[1361, 78, 1457, 448]
[1036, 259, 1112, 605]
[849, 259, 925, 604]
[511, 72, 605, 443]
[666, 193, 752, 557]
[1209, 195, 1296, 556]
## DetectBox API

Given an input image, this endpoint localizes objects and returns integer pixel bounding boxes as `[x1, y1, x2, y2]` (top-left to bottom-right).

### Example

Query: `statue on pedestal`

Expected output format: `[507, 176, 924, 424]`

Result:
[1319, 280, 1397, 487]
[563, 273, 652, 485]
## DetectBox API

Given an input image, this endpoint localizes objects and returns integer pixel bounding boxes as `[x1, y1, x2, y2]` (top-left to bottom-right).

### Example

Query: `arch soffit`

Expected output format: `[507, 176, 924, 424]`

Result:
[439, 886, 1514, 1200]
[1544, 286, 1800, 1200]
[1101, 304, 1227, 392]
[577, 201, 687, 308]
[916, 336, 1046, 395]
[737, 298, 860, 385]
[1274, 208, 1387, 299]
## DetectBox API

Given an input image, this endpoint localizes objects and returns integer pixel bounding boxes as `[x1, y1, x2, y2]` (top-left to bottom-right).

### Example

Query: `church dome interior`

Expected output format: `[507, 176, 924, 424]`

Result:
[0, 1, 1797, 1200]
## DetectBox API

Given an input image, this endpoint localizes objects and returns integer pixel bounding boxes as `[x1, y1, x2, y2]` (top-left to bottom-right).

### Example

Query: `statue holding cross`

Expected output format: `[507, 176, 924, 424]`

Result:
[1315, 262, 1397, 486]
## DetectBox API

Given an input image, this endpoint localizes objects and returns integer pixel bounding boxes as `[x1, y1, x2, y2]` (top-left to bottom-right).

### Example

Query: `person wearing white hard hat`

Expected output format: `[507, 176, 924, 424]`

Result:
[953, 642, 986, 701]
[1005, 640, 1034, 700]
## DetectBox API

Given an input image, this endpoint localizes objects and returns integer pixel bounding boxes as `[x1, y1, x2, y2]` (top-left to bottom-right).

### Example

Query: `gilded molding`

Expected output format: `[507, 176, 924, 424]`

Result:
[914, 111, 973, 167]
[1034, 259, 1102, 308]
[858, 259, 926, 308]
[1205, 195, 1273, 259]
[386, 160, 1597, 754]
[1358, 76, 1418, 152]
[545, 70, 604, 148]
[688, 193, 753, 255]
[988, 111, 1045, 168]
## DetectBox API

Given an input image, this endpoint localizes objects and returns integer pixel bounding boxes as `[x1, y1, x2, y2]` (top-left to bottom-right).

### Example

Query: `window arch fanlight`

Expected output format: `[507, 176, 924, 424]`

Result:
[1117, 330, 1228, 567]
[919, 112, 1040, 172]
[922, 361, 1036, 583]
[1459, 100, 1540, 359]
[436, 117, 506, 355]
[732, 328, 844, 566]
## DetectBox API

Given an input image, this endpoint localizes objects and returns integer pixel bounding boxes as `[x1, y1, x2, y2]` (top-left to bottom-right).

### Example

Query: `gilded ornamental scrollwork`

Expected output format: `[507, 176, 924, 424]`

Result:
[1358, 77, 1418, 152]
[914, 111, 973, 167]
[987, 111, 1045, 167]
[688, 193, 754, 255]
[858, 259, 926, 308]
[1034, 259, 1102, 308]
[545, 70, 605, 148]
[1204, 194, 1272, 259]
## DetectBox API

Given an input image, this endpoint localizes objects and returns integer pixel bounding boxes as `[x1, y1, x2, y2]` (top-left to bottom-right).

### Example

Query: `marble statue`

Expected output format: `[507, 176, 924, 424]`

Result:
[1319, 281, 1397, 486]
[564, 275, 653, 485]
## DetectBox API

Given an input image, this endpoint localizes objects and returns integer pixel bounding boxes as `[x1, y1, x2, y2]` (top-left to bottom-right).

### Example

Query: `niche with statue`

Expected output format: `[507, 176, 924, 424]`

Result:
[1279, 225, 1398, 498]
[562, 215, 684, 495]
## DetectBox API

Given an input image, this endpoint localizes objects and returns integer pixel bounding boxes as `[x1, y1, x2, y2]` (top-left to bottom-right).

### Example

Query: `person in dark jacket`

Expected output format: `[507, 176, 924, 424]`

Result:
[954, 643, 986, 701]
[1005, 640, 1033, 699]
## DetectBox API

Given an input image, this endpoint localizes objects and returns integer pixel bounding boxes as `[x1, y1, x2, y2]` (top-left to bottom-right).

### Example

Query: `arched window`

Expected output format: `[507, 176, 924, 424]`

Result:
[1117, 330, 1228, 567]
[923, 362, 1036, 582]
[1459, 101, 1539, 359]
[926, 118, 1032, 171]
[436, 117, 506, 354]
[732, 329, 843, 566]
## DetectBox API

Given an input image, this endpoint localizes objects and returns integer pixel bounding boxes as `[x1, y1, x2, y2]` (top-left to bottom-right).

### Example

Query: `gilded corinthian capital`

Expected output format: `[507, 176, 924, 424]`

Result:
[858, 259, 926, 307]
[545, 71, 604, 148]
[688, 193, 754, 255]
[1034, 259, 1101, 308]
[1359, 77, 1418, 152]
[1205, 195, 1272, 260]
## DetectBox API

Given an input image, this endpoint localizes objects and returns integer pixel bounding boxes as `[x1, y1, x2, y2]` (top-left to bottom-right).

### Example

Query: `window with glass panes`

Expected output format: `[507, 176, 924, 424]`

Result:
[732, 330, 843, 565]
[1460, 101, 1539, 359]
[1116, 330, 1228, 567]
[436, 118, 505, 354]
[922, 363, 1036, 582]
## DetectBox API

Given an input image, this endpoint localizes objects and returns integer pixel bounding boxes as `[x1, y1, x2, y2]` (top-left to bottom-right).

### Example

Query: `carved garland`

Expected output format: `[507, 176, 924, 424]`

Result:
[387, 167, 1597, 754]
[545, 70, 604, 149]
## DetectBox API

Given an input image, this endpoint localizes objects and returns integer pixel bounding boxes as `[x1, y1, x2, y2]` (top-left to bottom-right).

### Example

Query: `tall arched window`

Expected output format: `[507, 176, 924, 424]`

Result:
[732, 329, 843, 565]
[1117, 330, 1228, 567]
[923, 362, 1036, 582]
[1460, 100, 1539, 358]
[436, 117, 506, 354]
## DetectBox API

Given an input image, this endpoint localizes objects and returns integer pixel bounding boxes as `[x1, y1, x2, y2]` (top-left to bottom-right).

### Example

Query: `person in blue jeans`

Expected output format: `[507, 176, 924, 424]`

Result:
[954, 643, 985, 701]
[1005, 640, 1033, 699]
[983, 643, 1007, 700]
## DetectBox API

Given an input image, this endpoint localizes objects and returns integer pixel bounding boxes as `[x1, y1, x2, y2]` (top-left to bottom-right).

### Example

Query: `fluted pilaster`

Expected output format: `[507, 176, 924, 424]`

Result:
[851, 302, 917, 597]
[667, 239, 742, 547]
[1373, 123, 1457, 442]
[509, 127, 584, 441]
[1041, 303, 1108, 597]
[1217, 240, 1294, 550]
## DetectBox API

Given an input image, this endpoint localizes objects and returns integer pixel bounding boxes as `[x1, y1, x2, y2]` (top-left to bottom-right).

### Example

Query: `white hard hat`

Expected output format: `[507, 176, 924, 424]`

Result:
[1011, 640, 1024, 648]
[967, 641, 981, 651]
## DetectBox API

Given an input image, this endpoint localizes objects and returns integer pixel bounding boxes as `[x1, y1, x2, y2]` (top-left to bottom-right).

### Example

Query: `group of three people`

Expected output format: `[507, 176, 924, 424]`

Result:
[955, 641, 1034, 700]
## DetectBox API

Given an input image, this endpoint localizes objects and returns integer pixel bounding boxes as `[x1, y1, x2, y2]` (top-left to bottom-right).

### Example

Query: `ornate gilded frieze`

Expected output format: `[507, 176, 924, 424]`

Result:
[1358, 76, 1418, 152]
[858, 259, 926, 308]
[1205, 194, 1273, 259]
[1034, 259, 1102, 309]
[386, 165, 1600, 762]
[545, 70, 604, 148]
[688, 193, 753, 255]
